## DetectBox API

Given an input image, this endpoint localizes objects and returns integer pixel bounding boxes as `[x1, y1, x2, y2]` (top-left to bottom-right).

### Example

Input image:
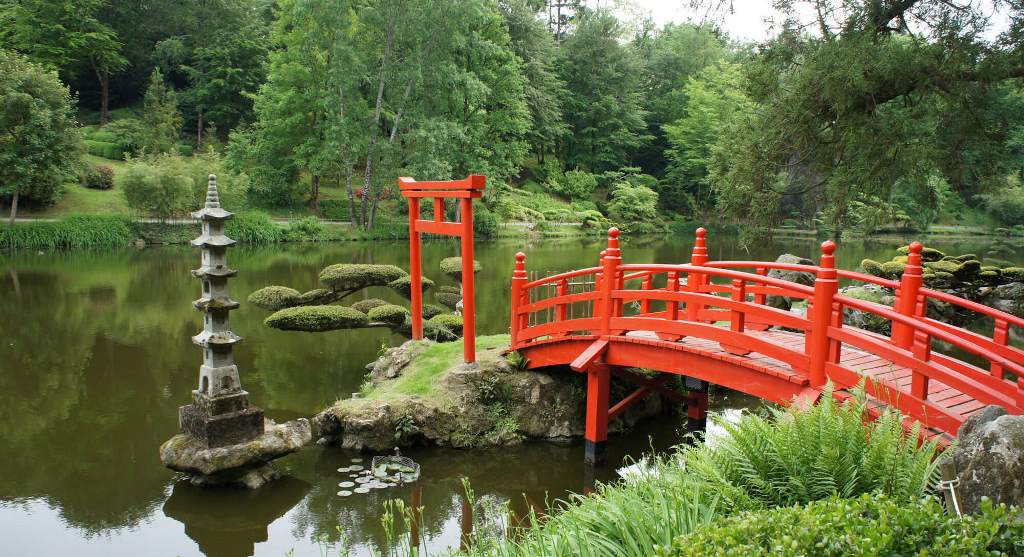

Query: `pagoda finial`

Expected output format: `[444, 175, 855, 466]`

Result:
[205, 174, 220, 209]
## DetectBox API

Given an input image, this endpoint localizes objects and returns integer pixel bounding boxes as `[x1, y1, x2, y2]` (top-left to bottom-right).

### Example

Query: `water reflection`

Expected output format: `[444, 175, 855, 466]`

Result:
[0, 235, 1019, 556]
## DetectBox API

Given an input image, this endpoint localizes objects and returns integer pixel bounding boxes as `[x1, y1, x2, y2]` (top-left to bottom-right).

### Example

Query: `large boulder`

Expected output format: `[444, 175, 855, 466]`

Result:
[160, 419, 312, 488]
[984, 282, 1024, 318]
[766, 254, 816, 311]
[942, 406, 1024, 514]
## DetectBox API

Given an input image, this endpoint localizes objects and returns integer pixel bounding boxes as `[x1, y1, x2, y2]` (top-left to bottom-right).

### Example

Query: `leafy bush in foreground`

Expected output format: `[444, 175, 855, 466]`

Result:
[81, 165, 115, 190]
[662, 494, 1024, 557]
[1, 215, 132, 250]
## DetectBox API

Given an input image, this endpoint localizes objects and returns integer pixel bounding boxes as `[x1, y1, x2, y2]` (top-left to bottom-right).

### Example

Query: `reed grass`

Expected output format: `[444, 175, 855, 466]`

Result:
[1, 215, 133, 250]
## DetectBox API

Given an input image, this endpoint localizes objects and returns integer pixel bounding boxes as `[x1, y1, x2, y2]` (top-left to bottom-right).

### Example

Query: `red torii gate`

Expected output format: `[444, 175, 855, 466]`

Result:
[399, 175, 485, 363]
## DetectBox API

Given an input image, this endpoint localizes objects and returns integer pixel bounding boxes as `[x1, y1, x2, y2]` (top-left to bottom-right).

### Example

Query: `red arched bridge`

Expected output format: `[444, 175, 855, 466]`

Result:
[509, 228, 1024, 463]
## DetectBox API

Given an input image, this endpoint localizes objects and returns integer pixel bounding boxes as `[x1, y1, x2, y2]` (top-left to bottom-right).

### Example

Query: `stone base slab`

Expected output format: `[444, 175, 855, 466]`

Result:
[179, 403, 264, 448]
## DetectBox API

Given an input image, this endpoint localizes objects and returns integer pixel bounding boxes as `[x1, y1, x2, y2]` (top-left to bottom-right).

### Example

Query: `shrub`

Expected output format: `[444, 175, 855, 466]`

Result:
[319, 264, 407, 291]
[440, 257, 482, 281]
[350, 298, 390, 314]
[422, 303, 447, 319]
[979, 181, 1024, 226]
[225, 212, 282, 244]
[436, 291, 461, 309]
[428, 313, 463, 335]
[176, 143, 194, 157]
[682, 387, 940, 512]
[246, 286, 301, 311]
[284, 216, 326, 241]
[84, 140, 125, 160]
[663, 495, 1024, 557]
[387, 275, 435, 298]
[549, 169, 598, 200]
[608, 180, 664, 234]
[120, 158, 194, 219]
[264, 305, 368, 332]
[367, 304, 410, 326]
[81, 165, 115, 190]
[318, 199, 350, 221]
[474, 206, 500, 238]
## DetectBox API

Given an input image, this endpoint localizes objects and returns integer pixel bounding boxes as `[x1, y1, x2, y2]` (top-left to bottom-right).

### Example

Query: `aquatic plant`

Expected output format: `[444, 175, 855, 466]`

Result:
[1, 215, 132, 250]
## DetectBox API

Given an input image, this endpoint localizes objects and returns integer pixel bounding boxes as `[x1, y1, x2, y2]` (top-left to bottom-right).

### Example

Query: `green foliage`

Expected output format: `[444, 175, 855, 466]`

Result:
[224, 212, 282, 244]
[0, 49, 82, 215]
[420, 304, 445, 320]
[979, 179, 1024, 226]
[682, 387, 940, 513]
[474, 206, 500, 238]
[139, 69, 182, 154]
[264, 305, 368, 332]
[83, 140, 126, 160]
[81, 165, 115, 190]
[367, 304, 410, 326]
[246, 286, 301, 311]
[440, 257, 482, 280]
[548, 169, 598, 200]
[119, 157, 193, 219]
[350, 298, 389, 315]
[283, 216, 326, 242]
[387, 275, 435, 298]
[559, 10, 650, 170]
[436, 291, 462, 310]
[428, 313, 463, 336]
[318, 263, 407, 292]
[662, 495, 1024, 557]
[607, 180, 662, 234]
[0, 215, 131, 250]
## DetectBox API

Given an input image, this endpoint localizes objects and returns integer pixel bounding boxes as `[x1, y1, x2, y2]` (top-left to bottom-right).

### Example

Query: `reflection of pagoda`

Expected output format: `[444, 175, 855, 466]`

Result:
[163, 477, 310, 557]
[179, 175, 264, 447]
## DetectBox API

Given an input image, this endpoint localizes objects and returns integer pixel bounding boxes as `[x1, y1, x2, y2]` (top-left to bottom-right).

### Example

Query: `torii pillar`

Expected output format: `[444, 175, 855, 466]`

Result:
[400, 175, 485, 363]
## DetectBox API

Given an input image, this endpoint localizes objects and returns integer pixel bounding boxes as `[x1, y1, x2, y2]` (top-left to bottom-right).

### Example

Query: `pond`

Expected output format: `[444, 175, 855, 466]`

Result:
[1, 232, 1019, 556]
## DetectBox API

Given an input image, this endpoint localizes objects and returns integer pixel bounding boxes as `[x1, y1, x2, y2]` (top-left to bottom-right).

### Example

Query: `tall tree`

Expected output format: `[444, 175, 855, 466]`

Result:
[0, 50, 82, 224]
[0, 0, 127, 126]
[558, 9, 650, 171]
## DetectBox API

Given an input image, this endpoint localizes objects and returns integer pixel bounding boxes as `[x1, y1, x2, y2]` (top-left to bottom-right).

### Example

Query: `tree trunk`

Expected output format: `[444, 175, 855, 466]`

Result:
[197, 106, 203, 149]
[310, 175, 321, 210]
[99, 69, 110, 127]
[8, 188, 18, 227]
[345, 168, 357, 226]
[361, 21, 394, 230]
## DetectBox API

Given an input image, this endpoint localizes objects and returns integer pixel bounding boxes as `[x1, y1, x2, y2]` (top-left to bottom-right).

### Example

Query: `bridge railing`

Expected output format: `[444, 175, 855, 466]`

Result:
[511, 227, 1024, 421]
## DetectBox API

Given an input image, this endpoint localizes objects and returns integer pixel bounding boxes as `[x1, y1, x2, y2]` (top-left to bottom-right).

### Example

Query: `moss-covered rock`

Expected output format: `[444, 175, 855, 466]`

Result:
[839, 285, 894, 335]
[1002, 267, 1024, 282]
[247, 286, 301, 311]
[439, 257, 482, 281]
[367, 304, 410, 326]
[423, 303, 447, 320]
[318, 264, 407, 291]
[387, 275, 435, 298]
[429, 313, 464, 336]
[436, 291, 461, 310]
[924, 259, 982, 282]
[924, 271, 956, 289]
[350, 298, 390, 314]
[265, 305, 369, 332]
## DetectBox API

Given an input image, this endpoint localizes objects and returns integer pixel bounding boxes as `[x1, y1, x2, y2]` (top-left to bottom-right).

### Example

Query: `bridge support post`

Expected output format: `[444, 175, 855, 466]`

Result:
[685, 377, 709, 435]
[809, 241, 838, 388]
[892, 242, 923, 349]
[584, 364, 610, 465]
[685, 228, 708, 323]
[510, 253, 527, 346]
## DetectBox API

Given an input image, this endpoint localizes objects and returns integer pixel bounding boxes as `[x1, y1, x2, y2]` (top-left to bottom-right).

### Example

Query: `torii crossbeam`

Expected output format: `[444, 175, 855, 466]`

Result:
[400, 175, 485, 363]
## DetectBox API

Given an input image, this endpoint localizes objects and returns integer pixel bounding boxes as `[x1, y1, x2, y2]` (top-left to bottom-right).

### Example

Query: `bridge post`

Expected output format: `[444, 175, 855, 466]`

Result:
[685, 228, 708, 322]
[685, 377, 709, 435]
[809, 240, 838, 388]
[585, 363, 611, 465]
[599, 228, 621, 336]
[510, 252, 527, 347]
[892, 241, 923, 349]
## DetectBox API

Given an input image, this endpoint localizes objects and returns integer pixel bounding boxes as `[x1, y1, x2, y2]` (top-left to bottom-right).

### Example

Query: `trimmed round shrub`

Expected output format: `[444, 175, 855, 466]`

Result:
[440, 257, 482, 281]
[81, 165, 115, 189]
[247, 286, 301, 311]
[319, 264, 407, 291]
[264, 305, 368, 332]
[438, 285, 461, 294]
[422, 303, 447, 320]
[84, 140, 126, 160]
[428, 313, 463, 336]
[436, 291, 461, 310]
[388, 275, 435, 298]
[665, 494, 1024, 557]
[350, 298, 390, 314]
[367, 304, 410, 326]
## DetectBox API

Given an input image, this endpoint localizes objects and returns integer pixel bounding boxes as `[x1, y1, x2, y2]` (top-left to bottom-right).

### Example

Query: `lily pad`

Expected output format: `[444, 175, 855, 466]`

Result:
[338, 481, 354, 488]
[337, 467, 351, 473]
[349, 465, 364, 472]
[337, 490, 353, 497]
[354, 487, 370, 494]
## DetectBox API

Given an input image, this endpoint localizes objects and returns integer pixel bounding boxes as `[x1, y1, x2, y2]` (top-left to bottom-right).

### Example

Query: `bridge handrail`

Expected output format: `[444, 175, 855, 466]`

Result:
[706, 261, 902, 289]
[522, 266, 601, 291]
[616, 263, 816, 296]
[920, 286, 1024, 330]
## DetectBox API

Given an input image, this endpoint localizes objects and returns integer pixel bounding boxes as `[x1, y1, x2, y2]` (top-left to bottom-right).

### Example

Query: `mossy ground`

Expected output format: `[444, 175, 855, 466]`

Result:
[362, 334, 510, 401]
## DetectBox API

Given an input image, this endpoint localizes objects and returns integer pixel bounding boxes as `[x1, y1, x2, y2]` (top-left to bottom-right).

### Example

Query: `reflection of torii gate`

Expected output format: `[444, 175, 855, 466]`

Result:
[400, 175, 485, 363]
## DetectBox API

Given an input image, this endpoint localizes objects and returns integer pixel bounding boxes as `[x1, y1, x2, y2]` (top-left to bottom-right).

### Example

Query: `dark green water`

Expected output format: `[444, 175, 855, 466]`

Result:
[1, 232, 1018, 556]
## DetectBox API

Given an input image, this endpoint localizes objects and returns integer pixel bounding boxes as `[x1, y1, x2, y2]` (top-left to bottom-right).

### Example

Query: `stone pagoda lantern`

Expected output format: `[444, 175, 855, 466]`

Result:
[160, 175, 310, 488]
